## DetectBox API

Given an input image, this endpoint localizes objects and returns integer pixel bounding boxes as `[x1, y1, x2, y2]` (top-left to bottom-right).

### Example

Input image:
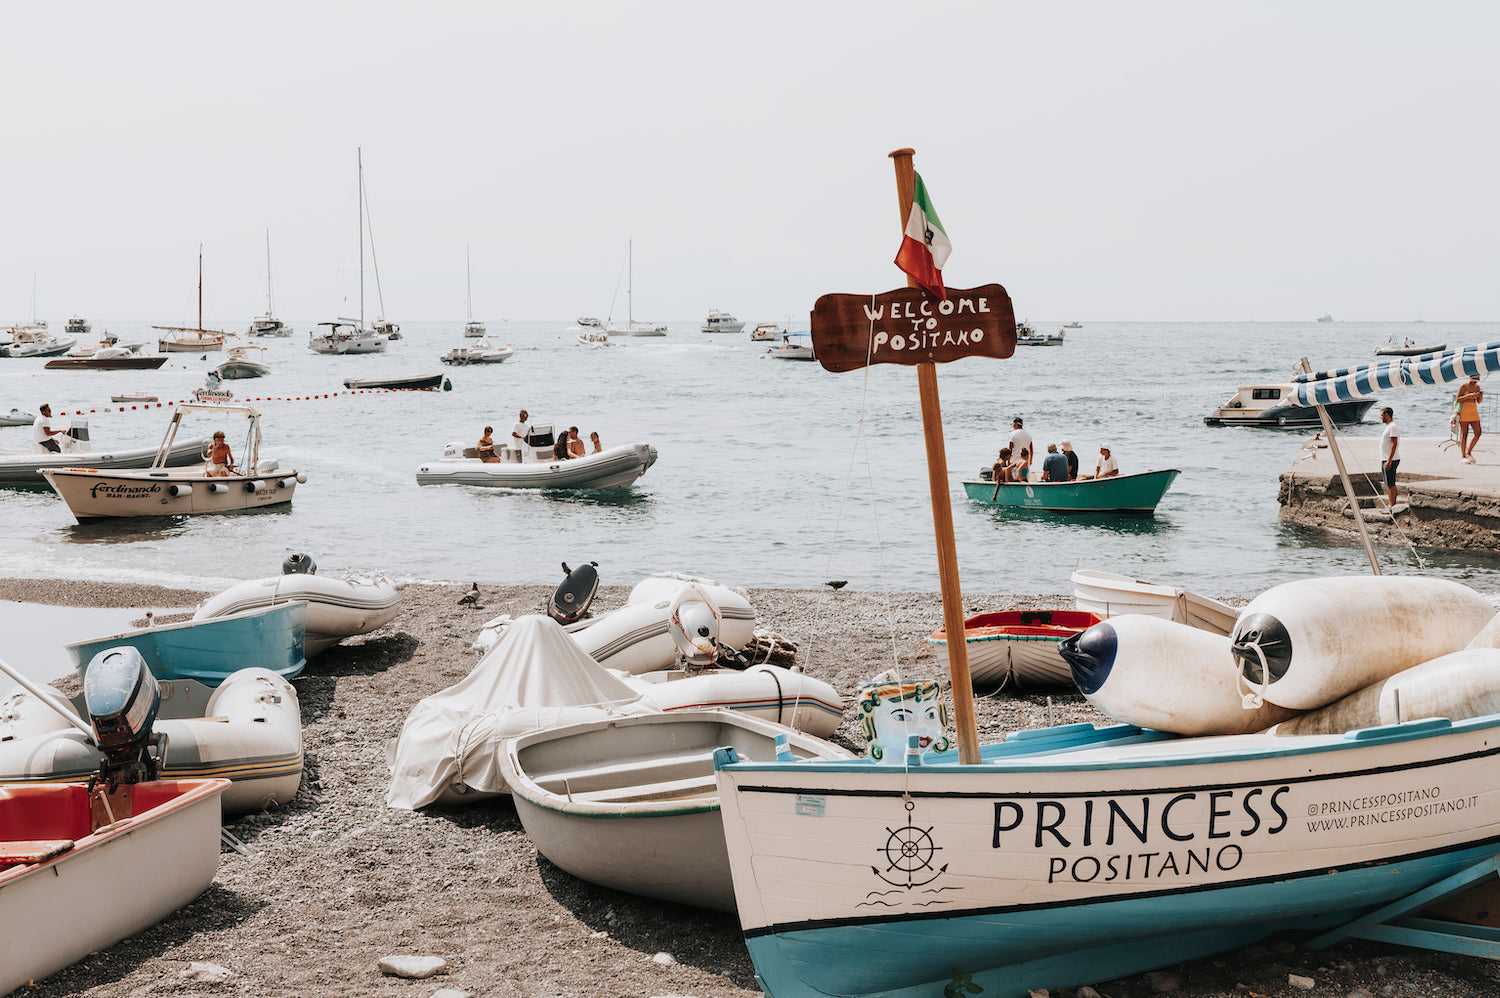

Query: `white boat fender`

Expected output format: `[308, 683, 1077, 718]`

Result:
[295, 472, 307, 483]
[168, 483, 193, 497]
[208, 482, 229, 494]
[1229, 576, 1496, 710]
[277, 478, 292, 489]
[668, 584, 721, 663]
[243, 479, 267, 492]
[1058, 614, 1299, 735]
[1266, 647, 1500, 737]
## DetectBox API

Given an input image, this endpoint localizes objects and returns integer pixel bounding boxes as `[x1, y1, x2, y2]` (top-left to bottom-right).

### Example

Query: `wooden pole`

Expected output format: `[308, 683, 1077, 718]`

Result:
[1299, 357, 1381, 575]
[889, 147, 981, 765]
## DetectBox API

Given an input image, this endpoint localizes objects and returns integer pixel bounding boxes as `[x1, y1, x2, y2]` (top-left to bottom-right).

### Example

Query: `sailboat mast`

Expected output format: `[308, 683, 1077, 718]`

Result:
[265, 228, 274, 315]
[198, 243, 203, 332]
[889, 148, 980, 765]
[628, 239, 633, 325]
[358, 147, 365, 329]
[467, 244, 473, 322]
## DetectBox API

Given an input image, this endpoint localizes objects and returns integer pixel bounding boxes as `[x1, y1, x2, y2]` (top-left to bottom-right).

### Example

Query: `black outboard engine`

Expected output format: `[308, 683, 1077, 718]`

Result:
[283, 552, 317, 575]
[550, 561, 600, 625]
[83, 646, 163, 786]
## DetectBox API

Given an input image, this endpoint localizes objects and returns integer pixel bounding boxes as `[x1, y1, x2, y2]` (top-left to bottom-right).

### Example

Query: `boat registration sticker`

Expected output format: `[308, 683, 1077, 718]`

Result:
[794, 794, 827, 817]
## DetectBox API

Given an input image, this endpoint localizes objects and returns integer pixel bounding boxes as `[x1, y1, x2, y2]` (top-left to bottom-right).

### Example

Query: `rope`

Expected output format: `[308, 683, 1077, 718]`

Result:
[53, 387, 441, 417]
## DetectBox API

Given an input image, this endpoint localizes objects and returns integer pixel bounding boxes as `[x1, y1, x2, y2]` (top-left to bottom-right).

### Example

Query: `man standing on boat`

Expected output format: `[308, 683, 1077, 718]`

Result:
[1006, 417, 1031, 465]
[1381, 407, 1401, 507]
[511, 409, 532, 462]
[32, 404, 66, 453]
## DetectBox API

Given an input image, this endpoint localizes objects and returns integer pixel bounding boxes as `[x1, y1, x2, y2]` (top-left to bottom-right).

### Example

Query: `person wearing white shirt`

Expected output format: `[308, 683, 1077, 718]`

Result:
[1087, 445, 1118, 479]
[1380, 407, 1400, 507]
[1006, 417, 1032, 466]
[511, 409, 532, 462]
[32, 403, 65, 453]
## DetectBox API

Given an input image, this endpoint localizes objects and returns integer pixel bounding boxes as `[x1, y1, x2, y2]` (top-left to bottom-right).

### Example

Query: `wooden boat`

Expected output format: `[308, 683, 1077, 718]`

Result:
[0, 777, 228, 995]
[501, 711, 854, 912]
[192, 560, 401, 656]
[0, 668, 302, 814]
[41, 402, 304, 520]
[961, 468, 1180, 513]
[45, 353, 168, 370]
[343, 372, 446, 391]
[109, 393, 158, 403]
[153, 247, 226, 353]
[1071, 568, 1238, 634]
[1204, 384, 1375, 427]
[65, 601, 308, 684]
[927, 609, 1104, 688]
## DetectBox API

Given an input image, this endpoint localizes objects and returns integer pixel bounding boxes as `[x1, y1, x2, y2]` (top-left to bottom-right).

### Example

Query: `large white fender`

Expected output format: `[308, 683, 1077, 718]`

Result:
[573, 578, 756, 674]
[1058, 614, 1299, 735]
[624, 664, 845, 738]
[1230, 577, 1496, 710]
[1267, 648, 1500, 736]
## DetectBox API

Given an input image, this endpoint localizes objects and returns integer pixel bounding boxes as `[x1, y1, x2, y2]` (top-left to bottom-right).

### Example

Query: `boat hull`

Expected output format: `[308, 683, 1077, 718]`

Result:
[193, 573, 401, 656]
[1204, 398, 1374, 427]
[158, 338, 223, 352]
[416, 443, 657, 490]
[962, 469, 1180, 513]
[0, 437, 209, 486]
[41, 466, 301, 519]
[44, 356, 169, 370]
[715, 715, 1500, 998]
[343, 373, 445, 390]
[66, 602, 308, 684]
[501, 711, 853, 912]
[928, 610, 1103, 688]
[1070, 568, 1239, 633]
[0, 779, 228, 996]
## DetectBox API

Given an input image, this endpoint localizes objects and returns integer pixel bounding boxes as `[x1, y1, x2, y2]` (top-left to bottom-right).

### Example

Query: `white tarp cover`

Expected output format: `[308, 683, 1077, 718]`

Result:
[385, 614, 654, 809]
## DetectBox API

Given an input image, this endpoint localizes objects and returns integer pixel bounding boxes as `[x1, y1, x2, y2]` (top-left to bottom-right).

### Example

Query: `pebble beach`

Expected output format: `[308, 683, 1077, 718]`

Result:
[4, 576, 1499, 998]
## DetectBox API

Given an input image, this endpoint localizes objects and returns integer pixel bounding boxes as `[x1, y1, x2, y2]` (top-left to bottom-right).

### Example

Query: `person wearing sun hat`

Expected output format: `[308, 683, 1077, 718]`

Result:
[1059, 440, 1078, 481]
[1088, 444, 1119, 479]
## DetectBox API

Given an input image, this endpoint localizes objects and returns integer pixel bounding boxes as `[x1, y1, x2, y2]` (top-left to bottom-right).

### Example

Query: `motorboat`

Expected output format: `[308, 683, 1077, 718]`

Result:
[502, 711, 853, 912]
[64, 315, 91, 335]
[765, 331, 815, 360]
[65, 601, 308, 684]
[464, 320, 487, 338]
[701, 309, 744, 334]
[0, 777, 227, 995]
[962, 468, 1180, 513]
[343, 372, 447, 391]
[46, 338, 167, 370]
[373, 318, 401, 341]
[927, 609, 1105, 688]
[1070, 567, 1238, 634]
[309, 321, 387, 354]
[192, 554, 401, 656]
[1063, 321, 1083, 328]
[1318, 313, 1334, 322]
[0, 416, 208, 486]
[1375, 336, 1446, 357]
[1015, 321, 1065, 346]
[440, 339, 513, 365]
[40, 401, 306, 520]
[416, 424, 657, 490]
[110, 394, 158, 404]
[1204, 384, 1375, 427]
[0, 407, 35, 426]
[576, 316, 605, 330]
[213, 344, 270, 379]
[749, 322, 785, 342]
[0, 666, 303, 815]
[0, 328, 76, 357]
[249, 314, 292, 337]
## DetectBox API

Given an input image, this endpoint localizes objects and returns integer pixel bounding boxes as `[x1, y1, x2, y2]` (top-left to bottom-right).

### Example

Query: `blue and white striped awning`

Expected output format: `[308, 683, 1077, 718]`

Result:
[1292, 341, 1500, 406]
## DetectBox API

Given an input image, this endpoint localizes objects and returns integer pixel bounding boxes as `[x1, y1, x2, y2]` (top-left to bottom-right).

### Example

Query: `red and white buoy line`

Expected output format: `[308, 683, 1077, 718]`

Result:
[53, 387, 437, 417]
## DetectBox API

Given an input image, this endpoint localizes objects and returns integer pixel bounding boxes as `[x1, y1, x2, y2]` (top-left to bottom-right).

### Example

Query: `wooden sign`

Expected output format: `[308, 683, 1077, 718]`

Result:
[809, 283, 1016, 373]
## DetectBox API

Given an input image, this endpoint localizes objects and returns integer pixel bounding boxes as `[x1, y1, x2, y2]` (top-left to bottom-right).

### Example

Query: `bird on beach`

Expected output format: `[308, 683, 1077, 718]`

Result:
[825, 580, 847, 590]
[458, 583, 480, 606]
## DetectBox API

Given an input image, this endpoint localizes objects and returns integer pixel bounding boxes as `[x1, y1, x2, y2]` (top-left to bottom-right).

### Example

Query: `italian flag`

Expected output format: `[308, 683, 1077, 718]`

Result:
[894, 172, 951, 300]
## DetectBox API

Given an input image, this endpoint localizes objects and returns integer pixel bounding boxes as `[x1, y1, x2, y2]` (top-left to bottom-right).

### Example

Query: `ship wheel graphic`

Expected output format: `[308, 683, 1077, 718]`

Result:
[873, 799, 947, 888]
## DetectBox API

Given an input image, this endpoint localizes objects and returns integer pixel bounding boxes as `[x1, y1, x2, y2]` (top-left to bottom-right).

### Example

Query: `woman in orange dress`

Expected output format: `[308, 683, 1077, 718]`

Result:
[1457, 375, 1483, 461]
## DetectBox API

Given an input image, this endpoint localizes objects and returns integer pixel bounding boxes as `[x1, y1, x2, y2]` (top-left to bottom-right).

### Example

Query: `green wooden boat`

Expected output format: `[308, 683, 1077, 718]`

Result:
[962, 468, 1180, 514]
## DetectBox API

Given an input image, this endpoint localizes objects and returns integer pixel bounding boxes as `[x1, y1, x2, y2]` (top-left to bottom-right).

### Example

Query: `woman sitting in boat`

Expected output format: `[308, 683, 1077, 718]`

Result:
[477, 426, 500, 463]
[207, 431, 234, 477]
[553, 433, 572, 461]
[992, 447, 1015, 484]
[1013, 446, 1031, 481]
[590, 431, 602, 454]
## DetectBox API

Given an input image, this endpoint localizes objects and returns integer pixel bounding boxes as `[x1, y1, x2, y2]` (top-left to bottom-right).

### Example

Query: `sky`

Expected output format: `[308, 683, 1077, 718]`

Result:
[3, 1, 1498, 325]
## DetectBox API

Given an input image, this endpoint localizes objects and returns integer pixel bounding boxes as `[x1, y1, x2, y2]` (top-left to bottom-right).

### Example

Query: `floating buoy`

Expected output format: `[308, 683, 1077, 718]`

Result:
[1058, 614, 1299, 735]
[1230, 576, 1496, 710]
[1267, 648, 1500, 736]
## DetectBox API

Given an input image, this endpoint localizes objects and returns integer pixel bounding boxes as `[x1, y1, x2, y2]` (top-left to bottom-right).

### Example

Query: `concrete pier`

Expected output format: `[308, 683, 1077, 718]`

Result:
[1278, 433, 1500, 550]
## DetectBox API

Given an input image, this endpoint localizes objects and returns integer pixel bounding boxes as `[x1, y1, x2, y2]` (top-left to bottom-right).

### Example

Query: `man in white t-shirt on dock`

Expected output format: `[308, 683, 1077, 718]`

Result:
[1380, 406, 1401, 508]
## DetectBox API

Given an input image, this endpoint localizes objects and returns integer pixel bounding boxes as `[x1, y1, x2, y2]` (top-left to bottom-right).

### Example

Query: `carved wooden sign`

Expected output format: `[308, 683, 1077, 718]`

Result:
[809, 284, 1016, 373]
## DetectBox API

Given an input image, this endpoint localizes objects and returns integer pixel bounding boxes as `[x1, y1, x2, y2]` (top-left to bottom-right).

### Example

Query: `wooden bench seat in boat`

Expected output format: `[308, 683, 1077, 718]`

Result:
[534, 750, 722, 798]
[0, 838, 76, 866]
[562, 773, 720, 804]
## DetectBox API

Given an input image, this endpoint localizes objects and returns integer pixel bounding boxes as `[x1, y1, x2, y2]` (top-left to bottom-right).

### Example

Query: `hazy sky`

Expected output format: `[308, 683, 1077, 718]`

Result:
[4, 1, 1497, 325]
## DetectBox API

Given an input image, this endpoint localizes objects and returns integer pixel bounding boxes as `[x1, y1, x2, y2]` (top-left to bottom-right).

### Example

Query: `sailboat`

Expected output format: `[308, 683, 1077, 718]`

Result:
[709, 150, 1500, 998]
[605, 240, 667, 337]
[249, 230, 293, 337]
[463, 245, 485, 338]
[154, 246, 225, 352]
[311, 149, 387, 355]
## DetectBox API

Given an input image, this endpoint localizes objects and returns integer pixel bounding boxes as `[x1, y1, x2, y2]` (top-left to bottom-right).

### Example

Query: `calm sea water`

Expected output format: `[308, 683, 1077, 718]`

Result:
[1, 319, 1497, 600]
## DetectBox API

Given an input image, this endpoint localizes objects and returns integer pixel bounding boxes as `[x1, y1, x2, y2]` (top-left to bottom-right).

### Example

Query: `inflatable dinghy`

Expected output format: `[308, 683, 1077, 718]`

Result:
[1230, 576, 1496, 710]
[0, 665, 303, 814]
[194, 553, 401, 656]
[1059, 614, 1300, 735]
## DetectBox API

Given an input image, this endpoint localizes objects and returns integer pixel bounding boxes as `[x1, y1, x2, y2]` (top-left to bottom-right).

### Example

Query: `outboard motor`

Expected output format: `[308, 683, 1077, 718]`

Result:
[550, 561, 600, 624]
[283, 552, 317, 575]
[668, 584, 722, 667]
[66, 417, 91, 452]
[83, 646, 163, 786]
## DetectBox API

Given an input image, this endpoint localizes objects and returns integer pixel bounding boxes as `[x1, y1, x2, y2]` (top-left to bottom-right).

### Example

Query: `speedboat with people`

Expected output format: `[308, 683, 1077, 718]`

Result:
[415, 422, 657, 490]
[40, 402, 305, 519]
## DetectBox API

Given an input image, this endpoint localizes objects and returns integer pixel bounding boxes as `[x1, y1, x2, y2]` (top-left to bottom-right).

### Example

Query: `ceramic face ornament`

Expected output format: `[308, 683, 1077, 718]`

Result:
[856, 677, 951, 761]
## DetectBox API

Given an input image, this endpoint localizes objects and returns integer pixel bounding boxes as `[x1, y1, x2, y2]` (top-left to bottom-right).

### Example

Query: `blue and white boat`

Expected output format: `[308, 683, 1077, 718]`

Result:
[65, 602, 307, 685]
[713, 714, 1500, 998]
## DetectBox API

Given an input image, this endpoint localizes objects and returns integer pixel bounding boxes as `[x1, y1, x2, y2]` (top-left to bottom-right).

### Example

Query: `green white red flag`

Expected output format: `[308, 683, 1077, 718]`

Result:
[894, 172, 951, 300]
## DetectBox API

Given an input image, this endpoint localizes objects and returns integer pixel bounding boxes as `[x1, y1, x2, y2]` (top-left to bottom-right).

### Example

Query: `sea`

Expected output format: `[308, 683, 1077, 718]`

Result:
[2, 319, 1498, 605]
